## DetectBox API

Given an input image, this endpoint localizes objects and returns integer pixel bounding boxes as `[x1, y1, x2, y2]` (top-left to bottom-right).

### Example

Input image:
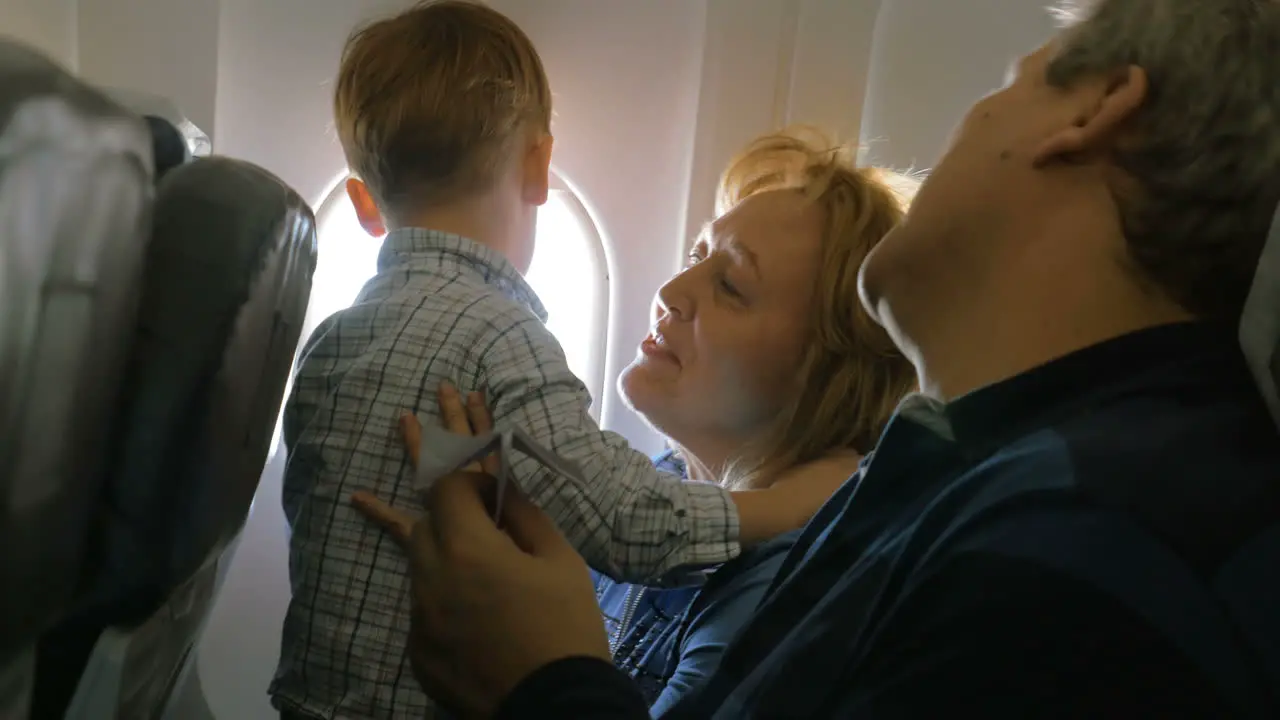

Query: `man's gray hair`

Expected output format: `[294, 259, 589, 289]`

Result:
[1046, 0, 1280, 318]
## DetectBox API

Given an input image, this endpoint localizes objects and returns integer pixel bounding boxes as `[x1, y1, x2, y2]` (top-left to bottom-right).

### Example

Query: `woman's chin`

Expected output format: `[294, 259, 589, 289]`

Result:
[617, 362, 669, 415]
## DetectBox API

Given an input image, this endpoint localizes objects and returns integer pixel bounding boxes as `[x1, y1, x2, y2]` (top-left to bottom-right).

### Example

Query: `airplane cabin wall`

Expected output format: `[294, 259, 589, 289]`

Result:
[0, 0, 77, 68]
[0, 1, 1058, 718]
[861, 0, 1058, 170]
[77, 0, 222, 138]
[683, 0, 882, 251]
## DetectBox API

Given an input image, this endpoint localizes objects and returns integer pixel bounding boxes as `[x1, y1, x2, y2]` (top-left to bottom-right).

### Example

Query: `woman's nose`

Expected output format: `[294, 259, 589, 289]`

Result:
[655, 274, 691, 321]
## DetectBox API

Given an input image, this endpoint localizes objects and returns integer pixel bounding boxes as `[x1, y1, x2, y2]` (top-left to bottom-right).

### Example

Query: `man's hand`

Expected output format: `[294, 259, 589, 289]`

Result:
[351, 394, 610, 716]
[350, 382, 499, 542]
[436, 382, 500, 476]
[355, 471, 611, 716]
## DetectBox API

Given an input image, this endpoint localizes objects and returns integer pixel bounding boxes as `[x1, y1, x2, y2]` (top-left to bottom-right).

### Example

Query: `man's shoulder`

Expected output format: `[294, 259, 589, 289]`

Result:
[729, 531, 799, 580]
[687, 530, 798, 625]
[938, 393, 1280, 560]
[902, 421, 1278, 672]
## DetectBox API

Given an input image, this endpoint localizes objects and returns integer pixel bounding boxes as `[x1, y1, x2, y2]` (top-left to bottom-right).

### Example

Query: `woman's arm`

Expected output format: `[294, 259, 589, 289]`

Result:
[730, 451, 864, 544]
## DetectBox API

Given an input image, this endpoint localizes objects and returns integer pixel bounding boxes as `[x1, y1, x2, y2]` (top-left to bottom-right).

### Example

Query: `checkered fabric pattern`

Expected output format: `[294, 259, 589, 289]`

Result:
[269, 229, 740, 719]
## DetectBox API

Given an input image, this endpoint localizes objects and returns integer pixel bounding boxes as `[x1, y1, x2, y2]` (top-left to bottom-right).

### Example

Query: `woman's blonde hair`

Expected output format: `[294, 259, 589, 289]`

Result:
[715, 126, 918, 489]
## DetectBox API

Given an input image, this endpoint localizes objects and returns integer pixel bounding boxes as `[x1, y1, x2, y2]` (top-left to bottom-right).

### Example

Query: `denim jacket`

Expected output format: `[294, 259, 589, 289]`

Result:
[593, 450, 797, 715]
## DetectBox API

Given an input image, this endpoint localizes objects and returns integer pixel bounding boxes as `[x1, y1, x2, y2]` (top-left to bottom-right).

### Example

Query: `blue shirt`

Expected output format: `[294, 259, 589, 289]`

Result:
[496, 322, 1280, 719]
[593, 451, 797, 714]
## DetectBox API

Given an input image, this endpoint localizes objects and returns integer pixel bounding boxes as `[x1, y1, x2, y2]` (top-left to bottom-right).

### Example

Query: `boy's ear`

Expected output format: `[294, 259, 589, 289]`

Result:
[346, 177, 387, 237]
[521, 133, 553, 207]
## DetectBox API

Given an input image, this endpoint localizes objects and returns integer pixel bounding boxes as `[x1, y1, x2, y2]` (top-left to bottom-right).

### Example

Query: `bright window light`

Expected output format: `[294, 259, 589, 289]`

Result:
[305, 195, 381, 335]
[301, 181, 608, 413]
[525, 191, 604, 392]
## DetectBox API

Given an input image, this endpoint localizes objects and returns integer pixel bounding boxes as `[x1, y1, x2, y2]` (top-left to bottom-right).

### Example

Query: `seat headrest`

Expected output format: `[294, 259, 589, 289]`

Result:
[0, 36, 152, 658]
[104, 87, 210, 157]
[143, 115, 188, 180]
[78, 155, 315, 614]
[153, 156, 313, 253]
[0, 39, 150, 167]
[1239, 204, 1280, 428]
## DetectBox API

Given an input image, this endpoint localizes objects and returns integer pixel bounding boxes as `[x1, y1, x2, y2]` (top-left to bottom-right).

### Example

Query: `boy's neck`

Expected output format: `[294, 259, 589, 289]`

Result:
[394, 193, 529, 273]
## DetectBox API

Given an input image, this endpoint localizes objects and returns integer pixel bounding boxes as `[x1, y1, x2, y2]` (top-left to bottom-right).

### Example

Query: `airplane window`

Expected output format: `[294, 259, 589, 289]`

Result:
[524, 188, 609, 413]
[301, 177, 610, 417]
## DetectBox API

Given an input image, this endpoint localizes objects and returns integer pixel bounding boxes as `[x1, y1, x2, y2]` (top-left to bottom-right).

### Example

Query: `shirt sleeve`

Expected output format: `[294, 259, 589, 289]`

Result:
[494, 657, 650, 720]
[472, 311, 741, 582]
[831, 553, 1233, 718]
[649, 549, 786, 716]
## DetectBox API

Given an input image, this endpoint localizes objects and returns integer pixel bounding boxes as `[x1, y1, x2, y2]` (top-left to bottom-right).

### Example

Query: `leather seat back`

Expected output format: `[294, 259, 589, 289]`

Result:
[37, 156, 316, 719]
[143, 115, 189, 180]
[0, 37, 151, 717]
[1223, 200, 1280, 714]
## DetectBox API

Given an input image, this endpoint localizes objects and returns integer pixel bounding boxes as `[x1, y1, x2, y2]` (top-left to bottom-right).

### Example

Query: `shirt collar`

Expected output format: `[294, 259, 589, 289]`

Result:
[377, 227, 548, 322]
[900, 321, 1247, 454]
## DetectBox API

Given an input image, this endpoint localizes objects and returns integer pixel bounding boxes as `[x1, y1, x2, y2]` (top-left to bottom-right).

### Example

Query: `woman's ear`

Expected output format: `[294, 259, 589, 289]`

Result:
[1032, 65, 1147, 168]
[346, 177, 387, 237]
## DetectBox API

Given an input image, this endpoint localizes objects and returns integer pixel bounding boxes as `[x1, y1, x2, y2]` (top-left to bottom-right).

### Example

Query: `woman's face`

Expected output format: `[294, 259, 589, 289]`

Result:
[619, 190, 823, 455]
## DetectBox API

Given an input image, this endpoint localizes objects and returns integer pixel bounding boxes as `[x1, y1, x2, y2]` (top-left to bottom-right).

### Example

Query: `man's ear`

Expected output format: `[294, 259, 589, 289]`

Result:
[521, 133, 554, 207]
[346, 177, 387, 237]
[1032, 65, 1147, 168]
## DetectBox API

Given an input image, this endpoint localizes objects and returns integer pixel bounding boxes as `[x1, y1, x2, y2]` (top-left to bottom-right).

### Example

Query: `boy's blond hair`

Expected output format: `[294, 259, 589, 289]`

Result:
[334, 0, 552, 216]
[716, 126, 919, 489]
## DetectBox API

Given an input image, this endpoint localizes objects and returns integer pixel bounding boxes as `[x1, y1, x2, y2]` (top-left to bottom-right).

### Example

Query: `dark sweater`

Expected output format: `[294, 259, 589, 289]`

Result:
[496, 322, 1280, 719]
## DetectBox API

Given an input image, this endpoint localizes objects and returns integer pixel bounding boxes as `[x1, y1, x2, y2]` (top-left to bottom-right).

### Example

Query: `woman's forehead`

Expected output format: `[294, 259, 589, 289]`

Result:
[710, 191, 823, 273]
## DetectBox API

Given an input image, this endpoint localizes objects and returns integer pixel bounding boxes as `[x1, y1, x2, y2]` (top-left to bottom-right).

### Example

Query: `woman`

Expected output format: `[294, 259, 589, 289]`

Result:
[591, 127, 917, 714]
[356, 126, 917, 712]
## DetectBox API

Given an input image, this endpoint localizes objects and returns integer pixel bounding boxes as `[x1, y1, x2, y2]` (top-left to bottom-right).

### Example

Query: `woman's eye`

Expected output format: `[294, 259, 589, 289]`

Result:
[718, 275, 742, 298]
[686, 252, 702, 267]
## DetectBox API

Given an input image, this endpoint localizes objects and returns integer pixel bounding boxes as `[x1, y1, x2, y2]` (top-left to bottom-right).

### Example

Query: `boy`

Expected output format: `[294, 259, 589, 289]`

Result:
[269, 2, 847, 718]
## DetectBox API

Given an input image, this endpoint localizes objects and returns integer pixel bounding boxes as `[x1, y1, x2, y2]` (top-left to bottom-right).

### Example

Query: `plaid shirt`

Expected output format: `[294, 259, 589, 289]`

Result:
[269, 229, 740, 719]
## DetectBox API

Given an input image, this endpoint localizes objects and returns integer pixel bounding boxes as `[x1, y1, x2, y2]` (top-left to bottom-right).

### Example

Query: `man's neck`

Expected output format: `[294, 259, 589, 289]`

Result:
[915, 275, 1194, 402]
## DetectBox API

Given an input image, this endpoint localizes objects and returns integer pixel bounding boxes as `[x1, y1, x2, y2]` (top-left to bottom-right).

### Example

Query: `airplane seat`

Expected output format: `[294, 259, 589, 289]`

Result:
[31, 156, 317, 719]
[142, 115, 190, 180]
[0, 37, 152, 718]
[1223, 199, 1280, 707]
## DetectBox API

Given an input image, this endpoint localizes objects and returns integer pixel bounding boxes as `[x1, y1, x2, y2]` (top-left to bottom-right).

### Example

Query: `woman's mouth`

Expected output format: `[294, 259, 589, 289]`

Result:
[640, 334, 680, 366]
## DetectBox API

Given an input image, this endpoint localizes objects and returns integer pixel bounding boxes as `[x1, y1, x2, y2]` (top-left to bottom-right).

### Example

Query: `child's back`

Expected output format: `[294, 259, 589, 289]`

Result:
[276, 229, 607, 718]
[269, 3, 742, 718]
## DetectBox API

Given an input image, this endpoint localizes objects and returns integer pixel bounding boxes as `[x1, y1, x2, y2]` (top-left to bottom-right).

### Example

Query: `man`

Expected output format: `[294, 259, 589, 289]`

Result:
[356, 0, 1280, 717]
